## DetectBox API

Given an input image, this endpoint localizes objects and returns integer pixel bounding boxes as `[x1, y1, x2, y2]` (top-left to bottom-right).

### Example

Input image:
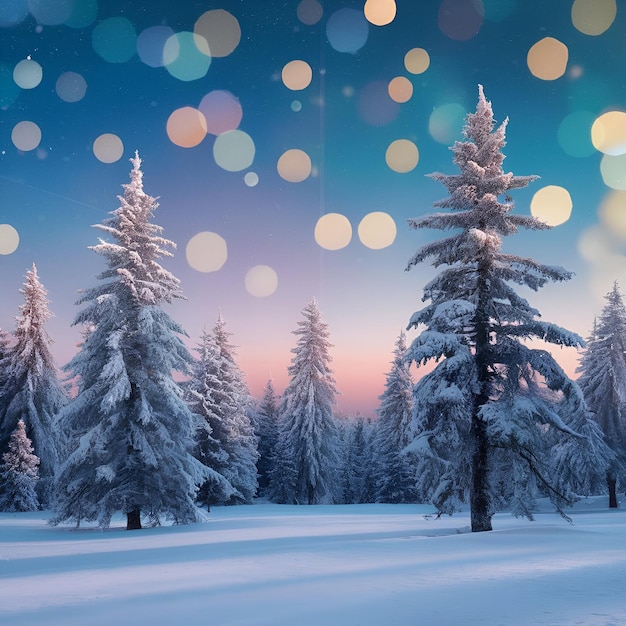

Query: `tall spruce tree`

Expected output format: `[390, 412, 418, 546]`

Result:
[577, 282, 626, 507]
[0, 265, 65, 505]
[52, 152, 211, 530]
[405, 86, 608, 531]
[186, 318, 258, 506]
[373, 332, 417, 504]
[273, 299, 339, 505]
[0, 419, 40, 512]
[253, 378, 279, 496]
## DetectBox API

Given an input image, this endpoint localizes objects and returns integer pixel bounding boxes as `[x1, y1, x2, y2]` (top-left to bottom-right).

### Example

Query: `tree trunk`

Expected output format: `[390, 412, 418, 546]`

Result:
[470, 414, 492, 532]
[608, 474, 618, 509]
[127, 509, 142, 530]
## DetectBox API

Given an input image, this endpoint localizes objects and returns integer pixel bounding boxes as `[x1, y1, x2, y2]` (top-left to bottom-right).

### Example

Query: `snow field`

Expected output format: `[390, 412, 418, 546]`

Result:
[2, 498, 626, 625]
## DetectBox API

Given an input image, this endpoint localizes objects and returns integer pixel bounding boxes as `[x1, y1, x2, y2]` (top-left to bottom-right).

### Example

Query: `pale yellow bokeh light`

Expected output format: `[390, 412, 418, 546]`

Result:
[281, 60, 313, 91]
[166, 107, 207, 148]
[245, 265, 278, 297]
[599, 190, 626, 237]
[314, 213, 352, 250]
[364, 0, 397, 26]
[13, 59, 43, 89]
[385, 139, 419, 173]
[93, 133, 124, 163]
[0, 224, 20, 255]
[530, 185, 573, 226]
[388, 76, 413, 103]
[277, 149, 312, 183]
[11, 121, 42, 151]
[600, 154, 626, 190]
[186, 231, 227, 272]
[404, 48, 430, 74]
[358, 212, 397, 249]
[571, 0, 616, 35]
[527, 37, 568, 81]
[194, 9, 241, 57]
[591, 111, 626, 155]
[578, 225, 615, 263]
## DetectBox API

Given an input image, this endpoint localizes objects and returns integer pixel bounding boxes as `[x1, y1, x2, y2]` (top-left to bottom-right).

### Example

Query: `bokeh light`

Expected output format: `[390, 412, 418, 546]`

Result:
[297, 0, 323, 25]
[404, 48, 430, 74]
[213, 130, 255, 172]
[194, 9, 241, 58]
[599, 190, 626, 238]
[28, 0, 73, 25]
[277, 149, 312, 183]
[244, 171, 259, 187]
[65, 0, 97, 29]
[164, 32, 211, 82]
[438, 0, 484, 41]
[92, 17, 137, 63]
[56, 71, 87, 103]
[282, 60, 313, 91]
[571, 0, 616, 36]
[428, 103, 466, 144]
[578, 224, 615, 263]
[186, 231, 227, 273]
[314, 213, 352, 250]
[388, 76, 413, 103]
[557, 110, 595, 158]
[245, 265, 278, 297]
[0, 224, 20, 255]
[166, 107, 207, 148]
[137, 25, 175, 68]
[591, 111, 626, 155]
[385, 139, 419, 173]
[198, 91, 242, 136]
[530, 185, 573, 226]
[359, 80, 400, 126]
[11, 120, 41, 151]
[364, 0, 397, 26]
[93, 133, 124, 163]
[527, 37, 568, 81]
[600, 154, 626, 190]
[0, 0, 29, 27]
[13, 59, 42, 89]
[291, 100, 303, 112]
[358, 212, 397, 249]
[326, 8, 369, 54]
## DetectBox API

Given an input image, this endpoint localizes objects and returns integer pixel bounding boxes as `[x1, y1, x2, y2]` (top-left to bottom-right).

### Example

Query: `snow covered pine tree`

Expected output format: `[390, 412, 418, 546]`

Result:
[577, 282, 626, 508]
[253, 378, 279, 496]
[405, 86, 609, 531]
[52, 152, 215, 530]
[0, 420, 40, 512]
[0, 265, 65, 506]
[272, 299, 340, 504]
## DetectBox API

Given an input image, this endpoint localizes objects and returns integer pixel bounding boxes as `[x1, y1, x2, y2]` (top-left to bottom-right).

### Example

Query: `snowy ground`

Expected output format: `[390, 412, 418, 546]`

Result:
[1, 498, 626, 626]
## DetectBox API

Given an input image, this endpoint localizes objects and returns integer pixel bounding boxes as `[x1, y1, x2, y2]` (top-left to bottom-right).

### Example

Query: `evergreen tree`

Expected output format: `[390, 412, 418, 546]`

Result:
[253, 378, 279, 496]
[0, 419, 40, 512]
[405, 86, 609, 531]
[577, 282, 626, 507]
[0, 265, 65, 505]
[52, 152, 211, 530]
[272, 299, 339, 505]
[186, 319, 257, 506]
[338, 415, 375, 504]
[373, 332, 417, 504]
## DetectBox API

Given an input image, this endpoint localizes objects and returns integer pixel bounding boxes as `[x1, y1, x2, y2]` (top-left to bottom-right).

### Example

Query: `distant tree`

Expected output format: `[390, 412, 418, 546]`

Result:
[272, 299, 340, 505]
[0, 265, 65, 505]
[187, 318, 258, 506]
[577, 282, 626, 507]
[253, 378, 279, 496]
[52, 152, 211, 530]
[405, 86, 609, 531]
[0, 419, 40, 512]
[373, 332, 417, 504]
[338, 415, 375, 504]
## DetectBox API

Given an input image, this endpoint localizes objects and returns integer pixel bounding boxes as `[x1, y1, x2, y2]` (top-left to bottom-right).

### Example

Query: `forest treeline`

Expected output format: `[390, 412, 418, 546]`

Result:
[1, 88, 625, 532]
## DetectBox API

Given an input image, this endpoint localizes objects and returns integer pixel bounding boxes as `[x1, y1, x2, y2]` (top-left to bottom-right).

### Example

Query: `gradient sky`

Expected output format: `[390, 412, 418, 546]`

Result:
[1, 0, 626, 418]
